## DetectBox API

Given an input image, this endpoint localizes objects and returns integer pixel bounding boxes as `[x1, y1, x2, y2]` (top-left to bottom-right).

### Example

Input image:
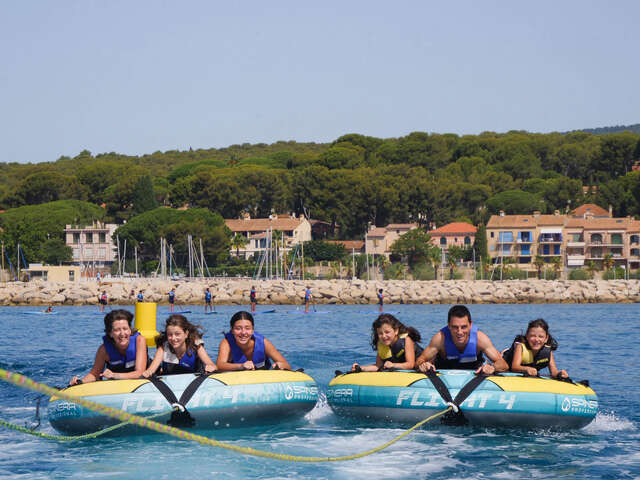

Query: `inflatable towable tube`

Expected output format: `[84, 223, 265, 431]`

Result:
[49, 370, 318, 435]
[327, 370, 597, 429]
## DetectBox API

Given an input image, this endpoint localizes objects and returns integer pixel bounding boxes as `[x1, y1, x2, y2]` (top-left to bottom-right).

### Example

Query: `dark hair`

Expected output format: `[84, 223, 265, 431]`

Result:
[448, 305, 471, 324]
[103, 309, 136, 344]
[523, 318, 558, 350]
[230, 311, 255, 329]
[155, 314, 204, 352]
[370, 314, 421, 350]
[378, 289, 383, 293]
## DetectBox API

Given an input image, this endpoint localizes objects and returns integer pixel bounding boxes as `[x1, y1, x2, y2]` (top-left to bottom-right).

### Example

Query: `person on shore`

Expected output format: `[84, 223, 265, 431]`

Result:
[352, 314, 423, 372]
[304, 286, 312, 313]
[69, 309, 147, 385]
[98, 291, 108, 312]
[377, 288, 384, 313]
[204, 288, 213, 313]
[502, 318, 568, 379]
[137, 291, 144, 303]
[96, 271, 101, 282]
[216, 311, 290, 371]
[416, 305, 508, 375]
[250, 286, 257, 313]
[168, 288, 176, 313]
[143, 315, 216, 377]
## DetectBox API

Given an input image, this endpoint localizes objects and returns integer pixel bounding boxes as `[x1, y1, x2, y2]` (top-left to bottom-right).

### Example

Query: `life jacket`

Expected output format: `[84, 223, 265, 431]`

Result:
[205, 291, 212, 302]
[168, 291, 175, 302]
[377, 333, 424, 364]
[435, 325, 484, 370]
[503, 336, 552, 372]
[160, 341, 201, 375]
[100, 293, 107, 304]
[377, 293, 384, 304]
[304, 289, 311, 301]
[137, 293, 143, 302]
[225, 331, 271, 370]
[103, 332, 140, 373]
[250, 290, 256, 301]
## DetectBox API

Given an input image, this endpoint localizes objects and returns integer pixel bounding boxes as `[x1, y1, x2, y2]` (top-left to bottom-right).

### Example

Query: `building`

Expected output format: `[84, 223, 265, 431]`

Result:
[486, 206, 640, 274]
[326, 240, 365, 253]
[225, 213, 312, 258]
[26, 264, 81, 283]
[429, 222, 477, 249]
[64, 222, 119, 274]
[365, 223, 418, 258]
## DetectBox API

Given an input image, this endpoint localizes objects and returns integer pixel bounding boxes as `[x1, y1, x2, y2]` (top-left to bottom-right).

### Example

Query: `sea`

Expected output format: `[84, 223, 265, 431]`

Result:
[0, 303, 638, 479]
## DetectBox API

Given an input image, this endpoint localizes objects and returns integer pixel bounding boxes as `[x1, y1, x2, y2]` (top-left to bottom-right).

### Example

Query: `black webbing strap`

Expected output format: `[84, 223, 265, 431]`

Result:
[424, 370, 491, 426]
[147, 376, 180, 405]
[147, 374, 212, 428]
[177, 373, 211, 407]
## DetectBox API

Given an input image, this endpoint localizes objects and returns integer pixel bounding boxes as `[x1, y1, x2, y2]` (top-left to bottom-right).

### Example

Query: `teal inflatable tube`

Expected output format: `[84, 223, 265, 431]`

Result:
[327, 370, 597, 429]
[49, 370, 318, 435]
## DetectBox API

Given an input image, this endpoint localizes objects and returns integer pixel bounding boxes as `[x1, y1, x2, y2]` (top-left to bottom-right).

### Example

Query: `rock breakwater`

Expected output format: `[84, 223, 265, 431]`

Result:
[1, 279, 639, 306]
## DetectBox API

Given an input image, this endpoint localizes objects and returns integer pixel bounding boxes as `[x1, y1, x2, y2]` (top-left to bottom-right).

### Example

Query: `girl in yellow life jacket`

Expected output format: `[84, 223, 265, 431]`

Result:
[506, 318, 568, 379]
[351, 314, 423, 372]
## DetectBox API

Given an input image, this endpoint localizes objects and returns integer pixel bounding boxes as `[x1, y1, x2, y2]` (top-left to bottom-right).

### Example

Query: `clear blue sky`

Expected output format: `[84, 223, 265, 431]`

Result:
[1, 1, 638, 164]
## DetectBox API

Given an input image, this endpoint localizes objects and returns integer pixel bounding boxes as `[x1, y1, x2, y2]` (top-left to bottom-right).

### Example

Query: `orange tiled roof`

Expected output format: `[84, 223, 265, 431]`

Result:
[225, 217, 304, 232]
[327, 240, 365, 250]
[430, 222, 477, 235]
[367, 228, 387, 237]
[571, 203, 609, 217]
[487, 215, 538, 228]
[386, 223, 418, 230]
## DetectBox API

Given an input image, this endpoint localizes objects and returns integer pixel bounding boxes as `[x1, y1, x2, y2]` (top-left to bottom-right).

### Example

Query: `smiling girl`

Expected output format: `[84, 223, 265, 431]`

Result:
[69, 309, 148, 385]
[216, 311, 290, 371]
[143, 315, 216, 377]
[352, 314, 423, 372]
[504, 318, 568, 379]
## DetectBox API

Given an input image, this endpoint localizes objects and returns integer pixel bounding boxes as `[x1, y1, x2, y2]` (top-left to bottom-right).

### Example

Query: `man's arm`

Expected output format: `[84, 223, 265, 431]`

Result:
[477, 331, 508, 373]
[416, 332, 443, 372]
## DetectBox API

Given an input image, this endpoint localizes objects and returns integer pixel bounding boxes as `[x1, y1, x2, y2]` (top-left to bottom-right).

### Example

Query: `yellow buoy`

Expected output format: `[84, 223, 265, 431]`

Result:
[135, 302, 159, 347]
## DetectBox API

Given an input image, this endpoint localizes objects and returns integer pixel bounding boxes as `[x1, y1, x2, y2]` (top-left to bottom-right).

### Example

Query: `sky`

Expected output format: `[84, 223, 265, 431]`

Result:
[1, 1, 638, 164]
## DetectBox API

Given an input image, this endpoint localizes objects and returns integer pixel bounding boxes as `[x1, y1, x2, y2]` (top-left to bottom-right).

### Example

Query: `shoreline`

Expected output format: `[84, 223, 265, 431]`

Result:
[1, 279, 639, 306]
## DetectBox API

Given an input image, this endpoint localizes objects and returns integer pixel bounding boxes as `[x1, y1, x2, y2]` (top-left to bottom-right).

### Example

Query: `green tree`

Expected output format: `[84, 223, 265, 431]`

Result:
[486, 189, 542, 215]
[41, 238, 73, 264]
[534, 256, 546, 279]
[230, 234, 248, 257]
[390, 228, 438, 268]
[132, 175, 158, 215]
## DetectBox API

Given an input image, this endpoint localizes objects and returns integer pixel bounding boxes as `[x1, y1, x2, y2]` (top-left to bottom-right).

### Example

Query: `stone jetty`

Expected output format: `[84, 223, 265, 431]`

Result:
[0, 279, 639, 306]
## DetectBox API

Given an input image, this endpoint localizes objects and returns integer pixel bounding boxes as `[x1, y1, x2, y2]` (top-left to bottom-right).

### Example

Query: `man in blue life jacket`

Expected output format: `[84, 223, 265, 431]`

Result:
[416, 305, 508, 375]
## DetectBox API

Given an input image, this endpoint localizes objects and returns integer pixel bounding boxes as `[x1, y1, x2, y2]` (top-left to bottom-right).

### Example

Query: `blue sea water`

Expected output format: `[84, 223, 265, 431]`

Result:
[0, 303, 638, 479]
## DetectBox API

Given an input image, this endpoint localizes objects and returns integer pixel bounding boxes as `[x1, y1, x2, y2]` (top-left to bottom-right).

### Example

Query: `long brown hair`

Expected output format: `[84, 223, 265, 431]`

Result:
[155, 315, 205, 353]
[370, 314, 421, 350]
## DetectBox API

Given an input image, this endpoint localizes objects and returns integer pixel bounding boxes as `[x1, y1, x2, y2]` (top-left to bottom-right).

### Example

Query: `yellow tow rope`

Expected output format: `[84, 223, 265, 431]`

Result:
[0, 368, 451, 462]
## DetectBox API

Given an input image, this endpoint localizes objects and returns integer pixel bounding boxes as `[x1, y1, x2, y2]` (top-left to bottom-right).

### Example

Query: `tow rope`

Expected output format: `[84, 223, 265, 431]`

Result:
[0, 368, 450, 462]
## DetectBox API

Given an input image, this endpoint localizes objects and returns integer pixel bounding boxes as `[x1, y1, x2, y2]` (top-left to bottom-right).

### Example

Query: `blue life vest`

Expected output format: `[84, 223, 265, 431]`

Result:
[161, 341, 200, 374]
[250, 289, 256, 301]
[377, 293, 384, 305]
[224, 331, 271, 370]
[304, 289, 311, 301]
[168, 291, 175, 303]
[435, 325, 484, 369]
[205, 291, 212, 302]
[102, 332, 140, 373]
[137, 293, 143, 302]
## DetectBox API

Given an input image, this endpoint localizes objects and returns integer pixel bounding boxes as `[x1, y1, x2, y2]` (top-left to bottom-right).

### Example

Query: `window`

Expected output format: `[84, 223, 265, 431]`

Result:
[520, 245, 531, 256]
[73, 233, 80, 243]
[543, 245, 550, 255]
[464, 236, 471, 245]
[73, 248, 80, 259]
[98, 248, 106, 259]
[518, 231, 531, 242]
[571, 233, 582, 242]
[85, 248, 93, 257]
[631, 249, 640, 257]
[490, 232, 494, 238]
[500, 245, 511, 255]
[69, 270, 75, 281]
[631, 235, 640, 245]
[611, 233, 623, 245]
[85, 233, 93, 243]
[498, 232, 514, 243]
[553, 245, 560, 255]
[99, 233, 106, 243]
[440, 237, 447, 245]
[591, 233, 602, 244]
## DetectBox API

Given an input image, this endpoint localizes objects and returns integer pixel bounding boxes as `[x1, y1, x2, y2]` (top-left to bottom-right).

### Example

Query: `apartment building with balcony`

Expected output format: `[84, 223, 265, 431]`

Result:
[486, 205, 640, 274]
[64, 221, 119, 271]
[225, 213, 312, 258]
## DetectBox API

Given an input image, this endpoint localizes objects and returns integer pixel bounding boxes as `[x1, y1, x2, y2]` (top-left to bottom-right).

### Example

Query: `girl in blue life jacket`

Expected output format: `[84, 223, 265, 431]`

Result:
[216, 311, 290, 371]
[143, 315, 217, 377]
[503, 318, 568, 379]
[69, 309, 148, 385]
[351, 314, 424, 372]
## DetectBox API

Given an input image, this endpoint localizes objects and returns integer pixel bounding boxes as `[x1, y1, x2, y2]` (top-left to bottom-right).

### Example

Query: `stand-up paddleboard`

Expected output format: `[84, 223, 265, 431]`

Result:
[288, 310, 330, 314]
[22, 311, 59, 315]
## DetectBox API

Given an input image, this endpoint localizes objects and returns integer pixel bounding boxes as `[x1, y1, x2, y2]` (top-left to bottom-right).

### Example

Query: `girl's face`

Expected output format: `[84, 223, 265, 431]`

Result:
[232, 319, 254, 346]
[526, 326, 548, 352]
[377, 324, 399, 346]
[167, 325, 188, 351]
[110, 319, 132, 350]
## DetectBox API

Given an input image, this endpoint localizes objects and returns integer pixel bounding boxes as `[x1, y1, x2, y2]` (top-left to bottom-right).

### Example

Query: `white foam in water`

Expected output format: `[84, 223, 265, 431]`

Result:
[583, 411, 637, 433]
[304, 392, 332, 422]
